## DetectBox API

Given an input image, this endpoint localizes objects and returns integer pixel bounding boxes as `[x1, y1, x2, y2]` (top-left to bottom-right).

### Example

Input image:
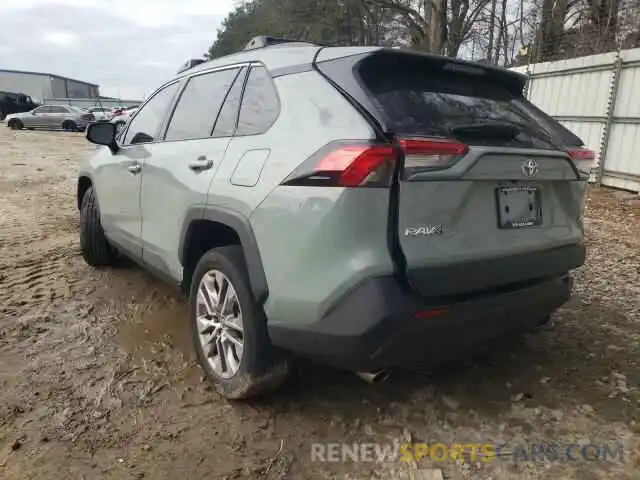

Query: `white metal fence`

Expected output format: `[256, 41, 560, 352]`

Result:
[511, 48, 640, 193]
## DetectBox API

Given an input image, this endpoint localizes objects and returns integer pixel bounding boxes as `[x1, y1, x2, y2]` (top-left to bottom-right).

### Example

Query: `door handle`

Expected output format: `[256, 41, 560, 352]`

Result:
[188, 157, 213, 172]
[128, 163, 142, 174]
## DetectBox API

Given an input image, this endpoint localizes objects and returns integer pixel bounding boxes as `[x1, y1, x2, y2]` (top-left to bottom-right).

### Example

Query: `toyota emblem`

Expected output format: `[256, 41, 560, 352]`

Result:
[521, 159, 539, 177]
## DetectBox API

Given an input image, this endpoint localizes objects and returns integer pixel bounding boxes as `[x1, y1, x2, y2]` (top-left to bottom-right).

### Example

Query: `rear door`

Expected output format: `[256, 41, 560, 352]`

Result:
[49, 106, 70, 129]
[16, 95, 32, 114]
[139, 65, 246, 280]
[317, 50, 586, 298]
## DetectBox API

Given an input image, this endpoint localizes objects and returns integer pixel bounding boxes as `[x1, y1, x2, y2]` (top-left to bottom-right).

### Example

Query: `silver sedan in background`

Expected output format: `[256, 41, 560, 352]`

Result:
[4, 105, 95, 132]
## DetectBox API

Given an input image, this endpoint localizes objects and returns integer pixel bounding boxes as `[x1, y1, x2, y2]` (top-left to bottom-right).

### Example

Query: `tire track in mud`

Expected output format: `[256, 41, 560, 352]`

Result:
[0, 186, 79, 248]
[0, 240, 82, 312]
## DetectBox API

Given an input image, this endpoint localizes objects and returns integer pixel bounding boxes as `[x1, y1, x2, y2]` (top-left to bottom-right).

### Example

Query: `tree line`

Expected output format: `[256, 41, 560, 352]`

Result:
[208, 0, 640, 66]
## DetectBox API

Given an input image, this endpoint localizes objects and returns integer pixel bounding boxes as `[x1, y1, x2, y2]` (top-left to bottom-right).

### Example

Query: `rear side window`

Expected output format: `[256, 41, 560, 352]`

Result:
[212, 68, 247, 138]
[236, 66, 279, 136]
[358, 56, 564, 150]
[165, 67, 240, 141]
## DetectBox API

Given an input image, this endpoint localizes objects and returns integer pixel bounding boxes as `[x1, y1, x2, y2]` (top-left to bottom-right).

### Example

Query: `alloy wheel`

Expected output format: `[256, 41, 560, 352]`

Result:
[195, 269, 244, 378]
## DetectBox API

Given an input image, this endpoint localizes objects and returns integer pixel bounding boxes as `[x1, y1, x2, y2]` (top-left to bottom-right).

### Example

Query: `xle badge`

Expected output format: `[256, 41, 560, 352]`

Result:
[404, 225, 444, 236]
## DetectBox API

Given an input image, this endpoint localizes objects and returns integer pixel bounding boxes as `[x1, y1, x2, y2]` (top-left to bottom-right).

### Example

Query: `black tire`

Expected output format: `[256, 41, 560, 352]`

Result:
[8, 119, 23, 130]
[190, 246, 290, 400]
[79, 186, 116, 267]
[537, 314, 552, 327]
[63, 120, 78, 132]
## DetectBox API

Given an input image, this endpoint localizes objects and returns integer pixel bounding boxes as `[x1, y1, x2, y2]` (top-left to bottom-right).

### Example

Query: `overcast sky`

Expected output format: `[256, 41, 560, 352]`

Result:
[0, 0, 236, 100]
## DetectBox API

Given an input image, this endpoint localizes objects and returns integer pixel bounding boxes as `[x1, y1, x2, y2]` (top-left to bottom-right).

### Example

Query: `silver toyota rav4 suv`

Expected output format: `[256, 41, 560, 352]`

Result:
[78, 36, 592, 399]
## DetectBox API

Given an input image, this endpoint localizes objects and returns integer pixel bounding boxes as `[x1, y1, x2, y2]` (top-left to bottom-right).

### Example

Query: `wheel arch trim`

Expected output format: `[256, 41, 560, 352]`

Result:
[179, 206, 269, 305]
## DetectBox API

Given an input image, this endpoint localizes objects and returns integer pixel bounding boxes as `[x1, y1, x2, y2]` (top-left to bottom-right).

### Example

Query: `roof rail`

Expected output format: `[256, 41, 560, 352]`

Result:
[243, 36, 319, 51]
[177, 58, 206, 74]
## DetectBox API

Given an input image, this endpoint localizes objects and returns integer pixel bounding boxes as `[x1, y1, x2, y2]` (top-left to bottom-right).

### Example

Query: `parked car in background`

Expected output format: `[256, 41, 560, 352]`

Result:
[0, 91, 39, 121]
[87, 107, 114, 121]
[5, 104, 94, 131]
[111, 105, 139, 117]
[111, 106, 138, 132]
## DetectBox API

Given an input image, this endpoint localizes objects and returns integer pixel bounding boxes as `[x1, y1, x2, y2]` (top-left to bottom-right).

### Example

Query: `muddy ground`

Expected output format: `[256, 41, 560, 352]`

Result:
[0, 127, 638, 480]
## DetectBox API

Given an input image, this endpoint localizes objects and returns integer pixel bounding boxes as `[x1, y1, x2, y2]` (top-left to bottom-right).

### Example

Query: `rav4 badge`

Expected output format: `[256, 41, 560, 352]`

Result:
[404, 225, 444, 236]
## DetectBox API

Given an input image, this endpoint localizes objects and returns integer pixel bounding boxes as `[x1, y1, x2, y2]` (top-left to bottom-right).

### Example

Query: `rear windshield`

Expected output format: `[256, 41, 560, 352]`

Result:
[358, 59, 570, 150]
[517, 99, 583, 147]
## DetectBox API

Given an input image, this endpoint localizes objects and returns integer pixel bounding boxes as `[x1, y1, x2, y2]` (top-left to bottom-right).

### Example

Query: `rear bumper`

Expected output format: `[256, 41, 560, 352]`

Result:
[268, 272, 574, 372]
[408, 243, 586, 298]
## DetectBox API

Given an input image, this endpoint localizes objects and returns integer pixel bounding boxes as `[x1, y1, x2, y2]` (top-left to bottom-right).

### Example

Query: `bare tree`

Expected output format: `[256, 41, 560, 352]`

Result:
[208, 0, 639, 66]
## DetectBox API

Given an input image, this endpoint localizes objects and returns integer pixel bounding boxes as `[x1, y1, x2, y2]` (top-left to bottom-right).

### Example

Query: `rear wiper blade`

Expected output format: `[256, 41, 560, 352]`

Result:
[450, 122, 521, 140]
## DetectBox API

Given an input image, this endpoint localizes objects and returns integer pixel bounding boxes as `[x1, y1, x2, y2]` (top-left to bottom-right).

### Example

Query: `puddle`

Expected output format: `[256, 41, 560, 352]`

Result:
[116, 302, 192, 360]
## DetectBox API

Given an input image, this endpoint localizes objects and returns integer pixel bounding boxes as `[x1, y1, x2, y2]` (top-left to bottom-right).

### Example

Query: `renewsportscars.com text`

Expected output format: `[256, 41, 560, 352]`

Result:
[310, 441, 625, 464]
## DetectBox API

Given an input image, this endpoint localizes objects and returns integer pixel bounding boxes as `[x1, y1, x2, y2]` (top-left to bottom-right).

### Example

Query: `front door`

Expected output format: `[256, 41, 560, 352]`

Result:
[22, 106, 49, 128]
[95, 81, 182, 259]
[139, 66, 245, 281]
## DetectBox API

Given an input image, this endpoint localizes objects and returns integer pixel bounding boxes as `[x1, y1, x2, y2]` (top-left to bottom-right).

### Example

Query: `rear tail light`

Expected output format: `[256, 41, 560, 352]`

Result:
[400, 139, 469, 177]
[281, 138, 469, 188]
[314, 145, 395, 187]
[567, 147, 596, 175]
[281, 143, 395, 187]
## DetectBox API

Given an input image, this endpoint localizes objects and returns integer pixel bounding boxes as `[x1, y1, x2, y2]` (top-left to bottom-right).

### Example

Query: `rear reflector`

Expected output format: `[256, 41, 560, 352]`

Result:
[413, 308, 448, 319]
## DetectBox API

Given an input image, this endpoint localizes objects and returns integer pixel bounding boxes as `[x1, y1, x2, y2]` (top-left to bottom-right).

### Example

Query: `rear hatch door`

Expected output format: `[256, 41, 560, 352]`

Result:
[317, 50, 586, 299]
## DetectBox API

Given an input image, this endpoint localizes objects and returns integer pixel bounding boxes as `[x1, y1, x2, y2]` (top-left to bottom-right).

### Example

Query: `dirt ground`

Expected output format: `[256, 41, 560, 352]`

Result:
[0, 127, 638, 480]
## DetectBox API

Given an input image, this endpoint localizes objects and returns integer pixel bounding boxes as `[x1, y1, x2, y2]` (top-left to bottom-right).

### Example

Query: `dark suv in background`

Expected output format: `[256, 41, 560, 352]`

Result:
[0, 91, 39, 120]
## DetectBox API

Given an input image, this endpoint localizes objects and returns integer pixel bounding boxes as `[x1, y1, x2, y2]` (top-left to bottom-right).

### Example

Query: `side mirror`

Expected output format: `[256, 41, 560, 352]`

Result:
[86, 122, 118, 154]
[32, 111, 37, 115]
